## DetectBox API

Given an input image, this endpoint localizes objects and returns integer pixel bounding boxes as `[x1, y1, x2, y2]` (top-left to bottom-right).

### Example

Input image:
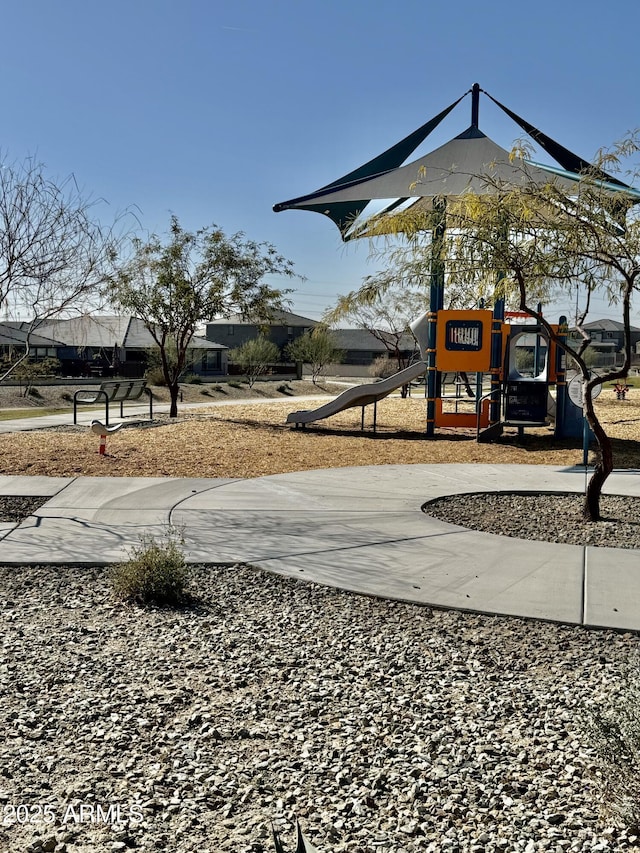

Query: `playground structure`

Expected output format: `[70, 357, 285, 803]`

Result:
[276, 83, 639, 440]
[415, 304, 576, 440]
[286, 306, 580, 439]
[286, 359, 427, 430]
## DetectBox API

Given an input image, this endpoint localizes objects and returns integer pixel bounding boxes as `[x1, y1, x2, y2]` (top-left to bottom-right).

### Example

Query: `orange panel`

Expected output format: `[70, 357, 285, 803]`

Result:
[435, 310, 493, 372]
[435, 397, 490, 429]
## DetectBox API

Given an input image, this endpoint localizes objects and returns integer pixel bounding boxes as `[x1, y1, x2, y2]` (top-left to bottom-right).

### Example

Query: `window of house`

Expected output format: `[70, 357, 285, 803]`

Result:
[204, 351, 221, 370]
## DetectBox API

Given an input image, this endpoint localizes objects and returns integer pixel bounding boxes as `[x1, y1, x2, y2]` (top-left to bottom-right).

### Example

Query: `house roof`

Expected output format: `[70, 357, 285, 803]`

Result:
[579, 319, 640, 333]
[208, 310, 318, 327]
[332, 328, 417, 352]
[20, 315, 227, 351]
[0, 322, 63, 349]
[37, 315, 132, 348]
[122, 317, 226, 350]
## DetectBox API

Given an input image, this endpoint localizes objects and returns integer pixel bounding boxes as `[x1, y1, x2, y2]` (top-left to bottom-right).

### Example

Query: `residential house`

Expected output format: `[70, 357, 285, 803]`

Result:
[207, 310, 420, 377]
[331, 328, 418, 377]
[0, 322, 63, 365]
[568, 319, 640, 367]
[3, 315, 228, 378]
[206, 310, 319, 356]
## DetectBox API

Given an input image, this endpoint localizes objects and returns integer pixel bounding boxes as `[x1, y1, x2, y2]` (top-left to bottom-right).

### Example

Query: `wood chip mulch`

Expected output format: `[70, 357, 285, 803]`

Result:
[1, 395, 639, 479]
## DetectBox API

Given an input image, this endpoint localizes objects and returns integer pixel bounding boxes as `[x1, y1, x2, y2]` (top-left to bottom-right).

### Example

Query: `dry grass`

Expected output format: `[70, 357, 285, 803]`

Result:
[1, 390, 640, 478]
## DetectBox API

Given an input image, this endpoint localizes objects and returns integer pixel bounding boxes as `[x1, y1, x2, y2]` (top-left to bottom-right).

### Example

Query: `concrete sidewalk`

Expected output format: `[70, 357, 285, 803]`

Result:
[1, 465, 639, 632]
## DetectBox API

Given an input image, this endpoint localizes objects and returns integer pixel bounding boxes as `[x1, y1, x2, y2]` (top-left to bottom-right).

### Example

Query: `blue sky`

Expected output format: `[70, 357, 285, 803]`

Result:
[2, 0, 639, 324]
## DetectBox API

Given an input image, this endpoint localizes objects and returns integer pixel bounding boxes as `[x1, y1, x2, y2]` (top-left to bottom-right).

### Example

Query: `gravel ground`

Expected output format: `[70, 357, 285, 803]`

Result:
[0, 562, 639, 853]
[0, 496, 49, 523]
[424, 493, 640, 549]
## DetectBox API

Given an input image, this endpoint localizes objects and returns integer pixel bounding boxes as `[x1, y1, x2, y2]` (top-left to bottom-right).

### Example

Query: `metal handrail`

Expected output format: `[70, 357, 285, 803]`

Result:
[475, 389, 498, 441]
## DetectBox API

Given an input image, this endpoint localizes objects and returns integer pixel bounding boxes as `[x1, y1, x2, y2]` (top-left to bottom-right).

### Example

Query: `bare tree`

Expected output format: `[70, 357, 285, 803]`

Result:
[325, 288, 423, 396]
[0, 152, 128, 380]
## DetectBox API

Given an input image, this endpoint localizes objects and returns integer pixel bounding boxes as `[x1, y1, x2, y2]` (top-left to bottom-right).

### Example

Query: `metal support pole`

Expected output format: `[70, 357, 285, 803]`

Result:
[534, 301, 542, 376]
[490, 220, 507, 425]
[471, 82, 480, 129]
[426, 197, 446, 436]
[489, 298, 504, 424]
[555, 315, 568, 438]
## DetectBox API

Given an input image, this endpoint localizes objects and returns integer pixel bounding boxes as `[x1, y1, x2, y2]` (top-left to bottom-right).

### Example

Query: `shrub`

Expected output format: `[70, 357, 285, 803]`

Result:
[1, 356, 62, 396]
[278, 382, 294, 395]
[145, 366, 166, 386]
[584, 663, 640, 833]
[213, 384, 226, 393]
[285, 326, 343, 385]
[228, 336, 280, 387]
[111, 529, 190, 607]
[228, 380, 243, 389]
[369, 355, 396, 379]
[184, 374, 202, 384]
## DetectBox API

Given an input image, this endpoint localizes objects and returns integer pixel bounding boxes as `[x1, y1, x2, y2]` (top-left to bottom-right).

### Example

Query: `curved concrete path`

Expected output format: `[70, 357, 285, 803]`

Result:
[1, 465, 639, 632]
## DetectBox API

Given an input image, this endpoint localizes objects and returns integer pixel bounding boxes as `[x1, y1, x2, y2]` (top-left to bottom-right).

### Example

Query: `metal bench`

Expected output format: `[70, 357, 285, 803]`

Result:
[73, 379, 153, 425]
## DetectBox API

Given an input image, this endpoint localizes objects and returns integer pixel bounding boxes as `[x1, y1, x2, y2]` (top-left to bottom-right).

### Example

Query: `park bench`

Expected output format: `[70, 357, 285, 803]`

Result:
[73, 379, 153, 425]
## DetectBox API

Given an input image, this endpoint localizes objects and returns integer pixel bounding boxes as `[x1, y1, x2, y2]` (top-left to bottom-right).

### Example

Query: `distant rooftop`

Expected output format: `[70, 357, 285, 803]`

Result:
[208, 309, 319, 327]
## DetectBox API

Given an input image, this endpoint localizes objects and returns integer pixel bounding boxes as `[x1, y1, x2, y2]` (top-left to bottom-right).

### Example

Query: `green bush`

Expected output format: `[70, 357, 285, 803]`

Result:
[213, 384, 226, 393]
[228, 335, 280, 387]
[584, 664, 640, 832]
[184, 374, 202, 384]
[285, 326, 343, 385]
[228, 380, 242, 388]
[111, 529, 190, 607]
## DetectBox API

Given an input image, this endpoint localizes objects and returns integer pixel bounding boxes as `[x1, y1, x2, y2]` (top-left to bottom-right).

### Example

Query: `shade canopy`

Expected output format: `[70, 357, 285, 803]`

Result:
[274, 84, 638, 241]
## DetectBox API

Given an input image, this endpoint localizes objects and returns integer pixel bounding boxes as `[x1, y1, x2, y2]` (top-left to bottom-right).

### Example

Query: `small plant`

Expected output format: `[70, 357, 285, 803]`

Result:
[145, 366, 167, 386]
[111, 528, 190, 607]
[583, 662, 640, 833]
[27, 386, 42, 398]
[213, 384, 226, 393]
[60, 391, 74, 403]
[184, 374, 202, 384]
[277, 382, 294, 395]
[200, 388, 212, 396]
[229, 336, 280, 387]
[228, 380, 242, 389]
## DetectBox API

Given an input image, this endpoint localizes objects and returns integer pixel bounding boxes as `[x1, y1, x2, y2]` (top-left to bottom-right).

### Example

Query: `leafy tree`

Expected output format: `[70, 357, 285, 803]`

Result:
[378, 134, 640, 519]
[286, 325, 343, 385]
[0, 153, 127, 382]
[229, 336, 280, 387]
[344, 218, 514, 312]
[109, 216, 295, 416]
